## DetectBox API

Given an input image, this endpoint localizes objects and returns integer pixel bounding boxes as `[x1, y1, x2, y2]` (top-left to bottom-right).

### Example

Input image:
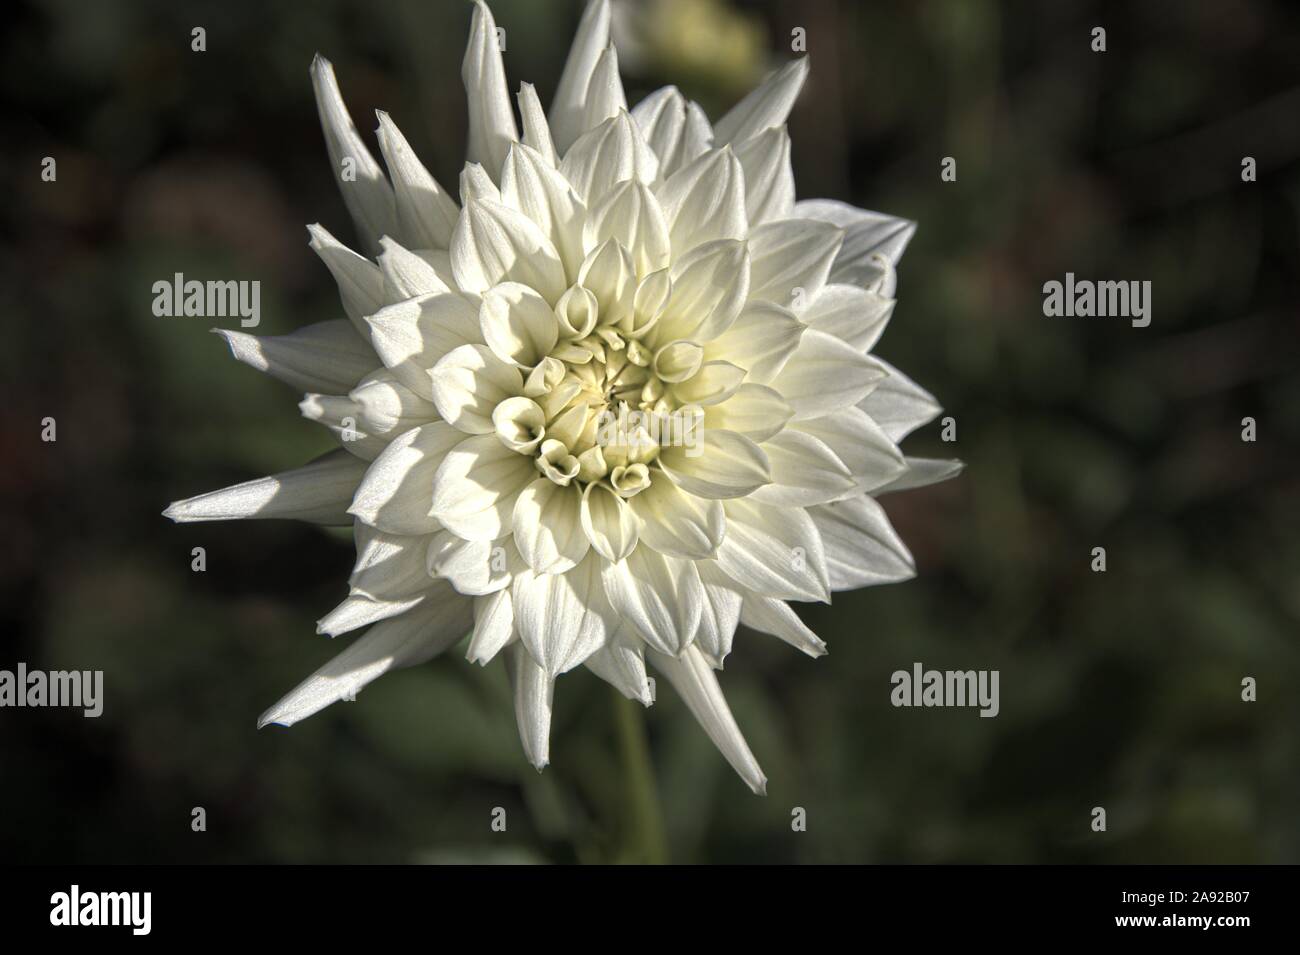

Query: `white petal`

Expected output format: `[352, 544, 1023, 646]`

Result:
[500, 143, 588, 280]
[375, 111, 460, 250]
[734, 125, 794, 225]
[548, 0, 612, 153]
[704, 300, 804, 381]
[214, 320, 376, 395]
[717, 498, 830, 603]
[348, 421, 463, 535]
[307, 223, 384, 335]
[480, 282, 561, 368]
[467, 589, 515, 664]
[671, 361, 745, 407]
[450, 198, 568, 304]
[794, 198, 916, 279]
[430, 433, 537, 541]
[695, 561, 743, 665]
[348, 369, 439, 439]
[658, 429, 770, 500]
[713, 57, 809, 147]
[377, 237, 453, 300]
[258, 591, 472, 728]
[459, 161, 501, 204]
[810, 495, 915, 590]
[517, 82, 558, 166]
[310, 55, 397, 255]
[584, 180, 671, 278]
[558, 110, 659, 205]
[629, 471, 724, 559]
[647, 645, 766, 794]
[768, 328, 887, 420]
[750, 429, 857, 507]
[679, 101, 714, 170]
[429, 342, 524, 434]
[579, 43, 627, 135]
[739, 595, 826, 658]
[348, 525, 433, 600]
[746, 218, 842, 310]
[365, 292, 483, 400]
[505, 642, 554, 770]
[584, 630, 653, 705]
[701, 383, 793, 443]
[316, 591, 424, 637]
[300, 393, 385, 460]
[512, 479, 590, 573]
[876, 456, 964, 494]
[580, 481, 639, 562]
[794, 407, 906, 493]
[512, 553, 609, 676]
[657, 238, 750, 342]
[427, 530, 515, 595]
[802, 283, 894, 352]
[857, 358, 943, 441]
[164, 450, 366, 525]
[655, 147, 747, 256]
[601, 547, 702, 656]
[462, 1, 518, 179]
[630, 85, 685, 172]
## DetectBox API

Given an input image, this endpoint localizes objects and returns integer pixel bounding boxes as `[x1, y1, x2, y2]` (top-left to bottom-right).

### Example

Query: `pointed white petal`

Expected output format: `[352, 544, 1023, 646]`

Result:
[316, 591, 425, 637]
[558, 110, 659, 205]
[462, 1, 518, 179]
[505, 642, 554, 770]
[713, 57, 809, 146]
[580, 481, 639, 562]
[810, 495, 915, 590]
[377, 236, 453, 301]
[704, 300, 804, 381]
[584, 630, 653, 706]
[549, 0, 612, 153]
[579, 43, 627, 134]
[365, 292, 483, 400]
[695, 561, 743, 665]
[512, 552, 609, 675]
[648, 644, 766, 794]
[430, 433, 536, 541]
[300, 393, 385, 461]
[451, 198, 568, 304]
[601, 547, 702, 656]
[734, 125, 794, 225]
[746, 217, 843, 311]
[349, 524, 435, 600]
[375, 111, 460, 250]
[307, 223, 384, 336]
[802, 283, 894, 352]
[347, 421, 462, 535]
[427, 530, 514, 595]
[875, 456, 964, 495]
[657, 238, 750, 342]
[348, 369, 439, 439]
[512, 479, 590, 574]
[768, 328, 887, 420]
[659, 429, 770, 500]
[857, 358, 943, 441]
[213, 320, 376, 395]
[584, 179, 670, 278]
[717, 498, 830, 603]
[749, 429, 857, 507]
[428, 342, 524, 434]
[517, 82, 558, 166]
[628, 471, 724, 559]
[258, 590, 472, 728]
[467, 588, 515, 664]
[700, 383, 793, 443]
[630, 85, 685, 172]
[479, 281, 561, 368]
[310, 55, 397, 254]
[655, 147, 747, 256]
[794, 406, 906, 493]
[500, 143, 588, 279]
[164, 450, 366, 525]
[794, 198, 917, 274]
[740, 595, 826, 658]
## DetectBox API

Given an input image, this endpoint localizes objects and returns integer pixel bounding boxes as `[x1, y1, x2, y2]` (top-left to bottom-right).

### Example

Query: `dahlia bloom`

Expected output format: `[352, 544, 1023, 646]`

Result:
[165, 0, 960, 793]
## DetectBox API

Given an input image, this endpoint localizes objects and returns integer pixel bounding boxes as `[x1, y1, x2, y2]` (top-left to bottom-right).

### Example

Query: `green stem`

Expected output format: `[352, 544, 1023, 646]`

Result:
[612, 690, 669, 864]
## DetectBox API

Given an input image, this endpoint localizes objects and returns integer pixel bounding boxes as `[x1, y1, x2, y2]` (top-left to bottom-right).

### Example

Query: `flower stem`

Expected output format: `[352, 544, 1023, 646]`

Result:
[612, 690, 669, 864]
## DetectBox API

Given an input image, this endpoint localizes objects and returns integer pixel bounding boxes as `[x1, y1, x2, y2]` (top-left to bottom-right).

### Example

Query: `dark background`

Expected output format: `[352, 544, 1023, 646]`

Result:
[2, 0, 1298, 863]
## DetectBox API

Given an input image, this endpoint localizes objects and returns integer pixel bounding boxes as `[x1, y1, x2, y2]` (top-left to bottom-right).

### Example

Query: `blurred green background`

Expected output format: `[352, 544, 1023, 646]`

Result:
[2, 0, 1298, 864]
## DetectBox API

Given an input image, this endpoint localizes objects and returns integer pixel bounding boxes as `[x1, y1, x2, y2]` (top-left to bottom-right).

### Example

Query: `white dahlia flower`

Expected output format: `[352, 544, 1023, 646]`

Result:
[165, 0, 960, 794]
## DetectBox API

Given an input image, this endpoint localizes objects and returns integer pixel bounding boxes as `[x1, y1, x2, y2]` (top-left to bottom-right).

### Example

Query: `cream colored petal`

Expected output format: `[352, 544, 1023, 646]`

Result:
[628, 471, 724, 560]
[794, 406, 907, 493]
[654, 147, 747, 256]
[809, 495, 915, 590]
[746, 218, 843, 310]
[365, 292, 482, 400]
[558, 110, 658, 205]
[700, 383, 793, 444]
[802, 283, 895, 353]
[713, 57, 809, 147]
[512, 479, 590, 574]
[467, 589, 516, 665]
[375, 111, 460, 250]
[717, 498, 830, 603]
[512, 552, 610, 676]
[450, 198, 568, 304]
[348, 421, 462, 536]
[734, 126, 794, 225]
[307, 223, 384, 335]
[704, 300, 804, 381]
[349, 524, 434, 600]
[505, 641, 554, 770]
[548, 0, 612, 153]
[462, 1, 518, 179]
[428, 343, 524, 434]
[584, 180, 671, 278]
[767, 328, 887, 420]
[739, 595, 826, 658]
[430, 433, 537, 541]
[656, 238, 749, 343]
[601, 546, 702, 656]
[856, 358, 943, 441]
[164, 450, 367, 526]
[500, 142, 587, 280]
[580, 481, 639, 562]
[517, 82, 558, 166]
[480, 281, 561, 368]
[213, 320, 376, 396]
[749, 429, 858, 508]
[658, 428, 770, 500]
